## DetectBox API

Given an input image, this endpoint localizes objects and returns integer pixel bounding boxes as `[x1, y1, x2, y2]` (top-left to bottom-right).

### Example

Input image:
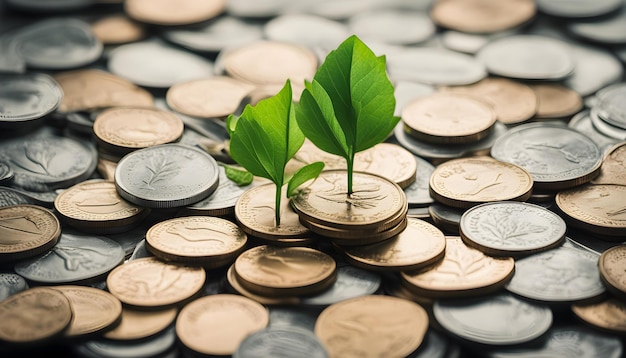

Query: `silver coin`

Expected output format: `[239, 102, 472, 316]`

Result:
[97, 226, 147, 259]
[593, 83, 626, 129]
[0, 31, 25, 73]
[129, 239, 153, 261]
[108, 40, 214, 88]
[403, 155, 435, 207]
[476, 35, 575, 80]
[348, 9, 435, 45]
[428, 203, 464, 234]
[13, 18, 102, 70]
[589, 108, 626, 140]
[386, 47, 487, 85]
[460, 201, 566, 256]
[0, 272, 28, 301]
[394, 120, 508, 160]
[433, 293, 552, 346]
[568, 110, 620, 152]
[505, 246, 605, 302]
[225, 0, 291, 18]
[162, 16, 263, 53]
[14, 232, 125, 284]
[234, 327, 329, 358]
[0, 186, 39, 207]
[441, 29, 519, 55]
[264, 14, 349, 55]
[114, 143, 220, 209]
[301, 265, 382, 306]
[0, 162, 13, 184]
[490, 122, 602, 189]
[563, 43, 623, 97]
[407, 329, 460, 358]
[75, 326, 177, 358]
[0, 73, 62, 128]
[268, 306, 319, 332]
[567, 4, 626, 45]
[536, 0, 623, 18]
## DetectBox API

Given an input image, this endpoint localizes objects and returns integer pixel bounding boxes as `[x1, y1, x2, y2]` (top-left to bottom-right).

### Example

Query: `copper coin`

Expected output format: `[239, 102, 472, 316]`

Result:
[401, 237, 515, 298]
[429, 156, 533, 208]
[529, 84, 583, 119]
[315, 295, 429, 358]
[592, 142, 626, 186]
[176, 294, 269, 356]
[54, 285, 122, 338]
[598, 245, 626, 300]
[402, 92, 496, 144]
[572, 297, 626, 335]
[234, 245, 336, 297]
[103, 306, 178, 341]
[301, 216, 408, 246]
[91, 15, 146, 45]
[225, 264, 300, 306]
[0, 287, 72, 344]
[0, 204, 60, 262]
[125, 0, 226, 26]
[106, 257, 206, 308]
[430, 0, 536, 34]
[146, 216, 247, 267]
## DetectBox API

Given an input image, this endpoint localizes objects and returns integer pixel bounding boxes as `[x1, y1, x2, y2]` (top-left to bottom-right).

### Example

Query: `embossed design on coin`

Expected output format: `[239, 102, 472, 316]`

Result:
[0, 273, 28, 301]
[593, 142, 626, 185]
[598, 245, 626, 300]
[0, 204, 60, 262]
[55, 285, 122, 338]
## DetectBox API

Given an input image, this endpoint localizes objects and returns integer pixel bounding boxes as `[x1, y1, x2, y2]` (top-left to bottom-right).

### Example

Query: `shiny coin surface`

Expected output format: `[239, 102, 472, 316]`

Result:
[91, 15, 146, 45]
[54, 285, 122, 339]
[0, 287, 72, 344]
[114, 143, 219, 208]
[235, 327, 328, 358]
[125, 0, 225, 26]
[429, 156, 533, 208]
[401, 237, 515, 298]
[103, 306, 178, 341]
[340, 218, 446, 272]
[569, 110, 620, 152]
[460, 201, 566, 256]
[506, 246, 605, 302]
[593, 142, 626, 185]
[430, 0, 536, 34]
[166, 76, 254, 119]
[300, 265, 381, 307]
[0, 73, 62, 128]
[77, 326, 177, 358]
[235, 183, 310, 240]
[234, 245, 336, 297]
[491, 122, 603, 190]
[106, 257, 206, 308]
[556, 184, 626, 237]
[433, 293, 552, 345]
[146, 216, 247, 267]
[402, 92, 496, 144]
[593, 83, 626, 129]
[315, 295, 429, 358]
[529, 83, 583, 119]
[54, 180, 148, 234]
[0, 204, 60, 262]
[572, 298, 626, 335]
[14, 232, 125, 284]
[176, 294, 268, 356]
[598, 245, 626, 300]
[93, 107, 184, 154]
[0, 272, 28, 301]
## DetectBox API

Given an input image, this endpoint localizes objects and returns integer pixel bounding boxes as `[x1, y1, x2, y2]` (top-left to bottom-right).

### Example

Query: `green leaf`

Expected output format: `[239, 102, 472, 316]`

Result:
[286, 161, 325, 198]
[222, 164, 253, 186]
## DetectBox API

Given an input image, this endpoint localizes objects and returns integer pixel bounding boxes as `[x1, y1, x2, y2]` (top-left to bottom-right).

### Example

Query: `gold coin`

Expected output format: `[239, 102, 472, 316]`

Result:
[146, 216, 247, 267]
[290, 170, 407, 231]
[598, 245, 626, 300]
[234, 245, 336, 297]
[431, 0, 536, 34]
[106, 257, 206, 308]
[340, 218, 446, 271]
[556, 184, 626, 237]
[220, 41, 317, 86]
[176, 294, 269, 356]
[235, 183, 311, 240]
[402, 92, 496, 144]
[0, 204, 60, 263]
[441, 77, 537, 124]
[103, 306, 178, 341]
[225, 264, 300, 305]
[54, 180, 148, 233]
[429, 156, 533, 208]
[91, 15, 146, 45]
[125, 0, 226, 26]
[54, 285, 122, 338]
[401, 237, 515, 298]
[166, 76, 255, 119]
[0, 287, 72, 344]
[592, 142, 626, 186]
[301, 216, 408, 246]
[315, 295, 429, 358]
[93, 107, 184, 155]
[529, 84, 583, 119]
[572, 297, 626, 334]
[54, 69, 153, 113]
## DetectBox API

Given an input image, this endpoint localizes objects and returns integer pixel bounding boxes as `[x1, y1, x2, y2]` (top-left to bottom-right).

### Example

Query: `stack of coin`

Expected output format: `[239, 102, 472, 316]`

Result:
[290, 170, 408, 245]
[0, 204, 60, 264]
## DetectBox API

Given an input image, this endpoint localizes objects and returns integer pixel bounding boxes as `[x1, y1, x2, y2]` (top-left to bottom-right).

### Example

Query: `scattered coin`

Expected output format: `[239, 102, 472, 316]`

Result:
[0, 272, 28, 301]
[568, 110, 620, 151]
[300, 264, 381, 307]
[90, 15, 146, 45]
[0, 204, 60, 263]
[264, 13, 349, 54]
[564, 43, 624, 97]
[125, 0, 226, 26]
[598, 245, 626, 300]
[536, 0, 623, 18]
[572, 297, 626, 335]
[430, 0, 536, 34]
[0, 73, 63, 130]
[530, 83, 583, 119]
[593, 83, 626, 130]
[235, 327, 328, 358]
[102, 306, 178, 341]
[566, 4, 626, 45]
[593, 142, 626, 185]
[348, 9, 435, 45]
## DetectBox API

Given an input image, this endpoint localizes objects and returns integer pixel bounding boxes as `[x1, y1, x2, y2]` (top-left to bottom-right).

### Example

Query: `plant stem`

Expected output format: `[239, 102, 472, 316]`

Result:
[347, 155, 354, 195]
[275, 184, 282, 226]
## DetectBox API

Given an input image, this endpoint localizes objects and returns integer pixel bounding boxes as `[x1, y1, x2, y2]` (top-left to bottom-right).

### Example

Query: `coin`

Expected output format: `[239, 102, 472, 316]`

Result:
[90, 15, 146, 45]
[566, 4, 626, 45]
[78, 326, 177, 358]
[433, 292, 552, 346]
[235, 327, 329, 358]
[0, 73, 62, 129]
[145, 216, 247, 267]
[593, 142, 626, 185]
[430, 0, 536, 34]
[536, 0, 622, 18]
[401, 237, 515, 298]
[264, 13, 349, 53]
[54, 285, 122, 339]
[598, 245, 626, 300]
[300, 264, 381, 307]
[102, 306, 178, 341]
[0, 204, 60, 263]
[569, 110, 620, 151]
[529, 83, 583, 119]
[225, 264, 300, 305]
[125, 0, 226, 26]
[339, 218, 446, 271]
[572, 298, 626, 335]
[429, 156, 533, 208]
[460, 201, 566, 257]
[593, 83, 626, 129]
[505, 246, 605, 303]
[234, 245, 336, 297]
[491, 122, 603, 190]
[106, 257, 206, 308]
[114, 143, 220, 209]
[0, 287, 72, 344]
[315, 295, 429, 358]
[301, 216, 408, 246]
[428, 203, 464, 234]
[0, 272, 28, 301]
[349, 9, 435, 46]
[564, 43, 624, 97]
[555, 184, 626, 237]
[176, 294, 269, 356]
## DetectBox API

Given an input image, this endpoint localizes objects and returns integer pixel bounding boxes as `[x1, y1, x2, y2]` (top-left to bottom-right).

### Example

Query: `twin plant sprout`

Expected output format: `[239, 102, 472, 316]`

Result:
[227, 35, 399, 226]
